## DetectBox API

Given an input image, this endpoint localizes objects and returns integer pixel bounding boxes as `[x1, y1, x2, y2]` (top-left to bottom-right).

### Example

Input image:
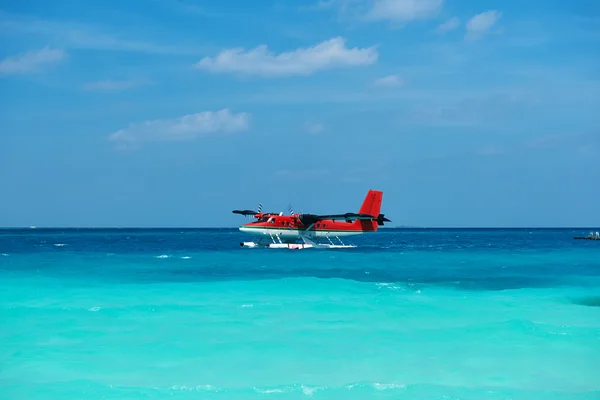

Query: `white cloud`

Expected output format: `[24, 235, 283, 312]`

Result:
[374, 74, 403, 87]
[305, 122, 325, 134]
[466, 10, 502, 40]
[0, 47, 65, 75]
[436, 17, 460, 33]
[366, 0, 444, 21]
[108, 109, 251, 145]
[83, 79, 149, 92]
[195, 36, 378, 77]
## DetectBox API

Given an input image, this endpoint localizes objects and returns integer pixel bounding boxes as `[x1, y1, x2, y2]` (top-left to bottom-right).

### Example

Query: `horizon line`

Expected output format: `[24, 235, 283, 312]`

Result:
[1, 226, 598, 230]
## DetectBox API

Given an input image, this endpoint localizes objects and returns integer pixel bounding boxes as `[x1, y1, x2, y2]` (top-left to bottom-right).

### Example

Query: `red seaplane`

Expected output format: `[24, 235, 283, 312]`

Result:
[232, 189, 390, 249]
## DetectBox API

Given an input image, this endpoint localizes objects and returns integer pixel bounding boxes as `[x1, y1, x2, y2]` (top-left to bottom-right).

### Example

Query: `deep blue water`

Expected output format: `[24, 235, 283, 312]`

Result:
[1, 228, 599, 399]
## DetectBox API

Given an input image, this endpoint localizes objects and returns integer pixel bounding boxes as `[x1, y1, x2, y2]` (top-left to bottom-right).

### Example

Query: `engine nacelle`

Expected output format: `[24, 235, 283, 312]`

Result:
[298, 213, 320, 226]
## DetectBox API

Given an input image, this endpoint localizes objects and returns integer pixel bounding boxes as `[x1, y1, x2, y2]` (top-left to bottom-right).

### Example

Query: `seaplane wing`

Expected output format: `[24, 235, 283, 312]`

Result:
[313, 213, 378, 221]
[298, 212, 391, 226]
[232, 210, 279, 217]
[232, 209, 259, 216]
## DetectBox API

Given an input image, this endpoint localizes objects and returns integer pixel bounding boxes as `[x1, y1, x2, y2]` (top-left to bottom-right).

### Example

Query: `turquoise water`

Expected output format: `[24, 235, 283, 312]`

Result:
[1, 228, 599, 399]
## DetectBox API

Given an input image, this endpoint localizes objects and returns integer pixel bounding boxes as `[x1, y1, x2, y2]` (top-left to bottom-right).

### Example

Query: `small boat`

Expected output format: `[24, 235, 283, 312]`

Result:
[574, 231, 600, 240]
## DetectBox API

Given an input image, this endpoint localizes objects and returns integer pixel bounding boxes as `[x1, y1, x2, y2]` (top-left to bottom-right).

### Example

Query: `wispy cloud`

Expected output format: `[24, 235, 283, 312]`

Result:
[195, 37, 378, 77]
[303, 0, 360, 14]
[466, 10, 502, 40]
[396, 90, 538, 130]
[83, 79, 151, 92]
[436, 17, 460, 33]
[108, 109, 251, 146]
[311, 0, 444, 22]
[0, 12, 202, 55]
[167, 0, 224, 18]
[476, 131, 599, 158]
[0, 47, 66, 75]
[305, 122, 325, 135]
[374, 74, 403, 87]
[366, 0, 444, 22]
[300, 0, 338, 11]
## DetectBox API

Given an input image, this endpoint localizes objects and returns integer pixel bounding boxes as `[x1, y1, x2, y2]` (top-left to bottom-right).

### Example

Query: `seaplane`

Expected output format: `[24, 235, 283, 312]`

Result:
[232, 189, 390, 249]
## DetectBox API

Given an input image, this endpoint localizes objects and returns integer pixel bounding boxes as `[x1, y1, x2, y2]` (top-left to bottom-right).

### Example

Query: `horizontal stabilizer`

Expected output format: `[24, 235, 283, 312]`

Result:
[376, 214, 391, 226]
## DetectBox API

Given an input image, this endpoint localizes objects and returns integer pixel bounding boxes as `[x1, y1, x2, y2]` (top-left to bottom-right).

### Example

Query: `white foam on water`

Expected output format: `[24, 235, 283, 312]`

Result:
[374, 382, 406, 390]
[171, 385, 218, 392]
[53, 243, 67, 247]
[301, 385, 323, 396]
[375, 282, 405, 291]
[254, 387, 285, 394]
[155, 255, 170, 259]
[166, 382, 412, 396]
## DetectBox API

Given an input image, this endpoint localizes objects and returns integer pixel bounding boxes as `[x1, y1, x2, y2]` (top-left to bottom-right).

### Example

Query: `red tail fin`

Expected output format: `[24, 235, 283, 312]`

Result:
[358, 189, 383, 217]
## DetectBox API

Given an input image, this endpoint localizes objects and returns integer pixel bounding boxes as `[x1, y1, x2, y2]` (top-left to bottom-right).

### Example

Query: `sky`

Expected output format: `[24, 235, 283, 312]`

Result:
[0, 0, 599, 228]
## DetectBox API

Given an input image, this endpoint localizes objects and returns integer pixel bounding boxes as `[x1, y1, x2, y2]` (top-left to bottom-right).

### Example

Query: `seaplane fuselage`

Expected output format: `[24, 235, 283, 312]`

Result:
[240, 218, 376, 239]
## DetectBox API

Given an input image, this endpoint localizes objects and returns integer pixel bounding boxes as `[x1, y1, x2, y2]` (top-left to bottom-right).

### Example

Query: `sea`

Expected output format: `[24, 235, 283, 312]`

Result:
[1, 228, 599, 400]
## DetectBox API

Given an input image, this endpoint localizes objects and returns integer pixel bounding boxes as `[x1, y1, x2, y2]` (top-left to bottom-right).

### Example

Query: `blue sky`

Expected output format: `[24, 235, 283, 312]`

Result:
[1, 0, 599, 228]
